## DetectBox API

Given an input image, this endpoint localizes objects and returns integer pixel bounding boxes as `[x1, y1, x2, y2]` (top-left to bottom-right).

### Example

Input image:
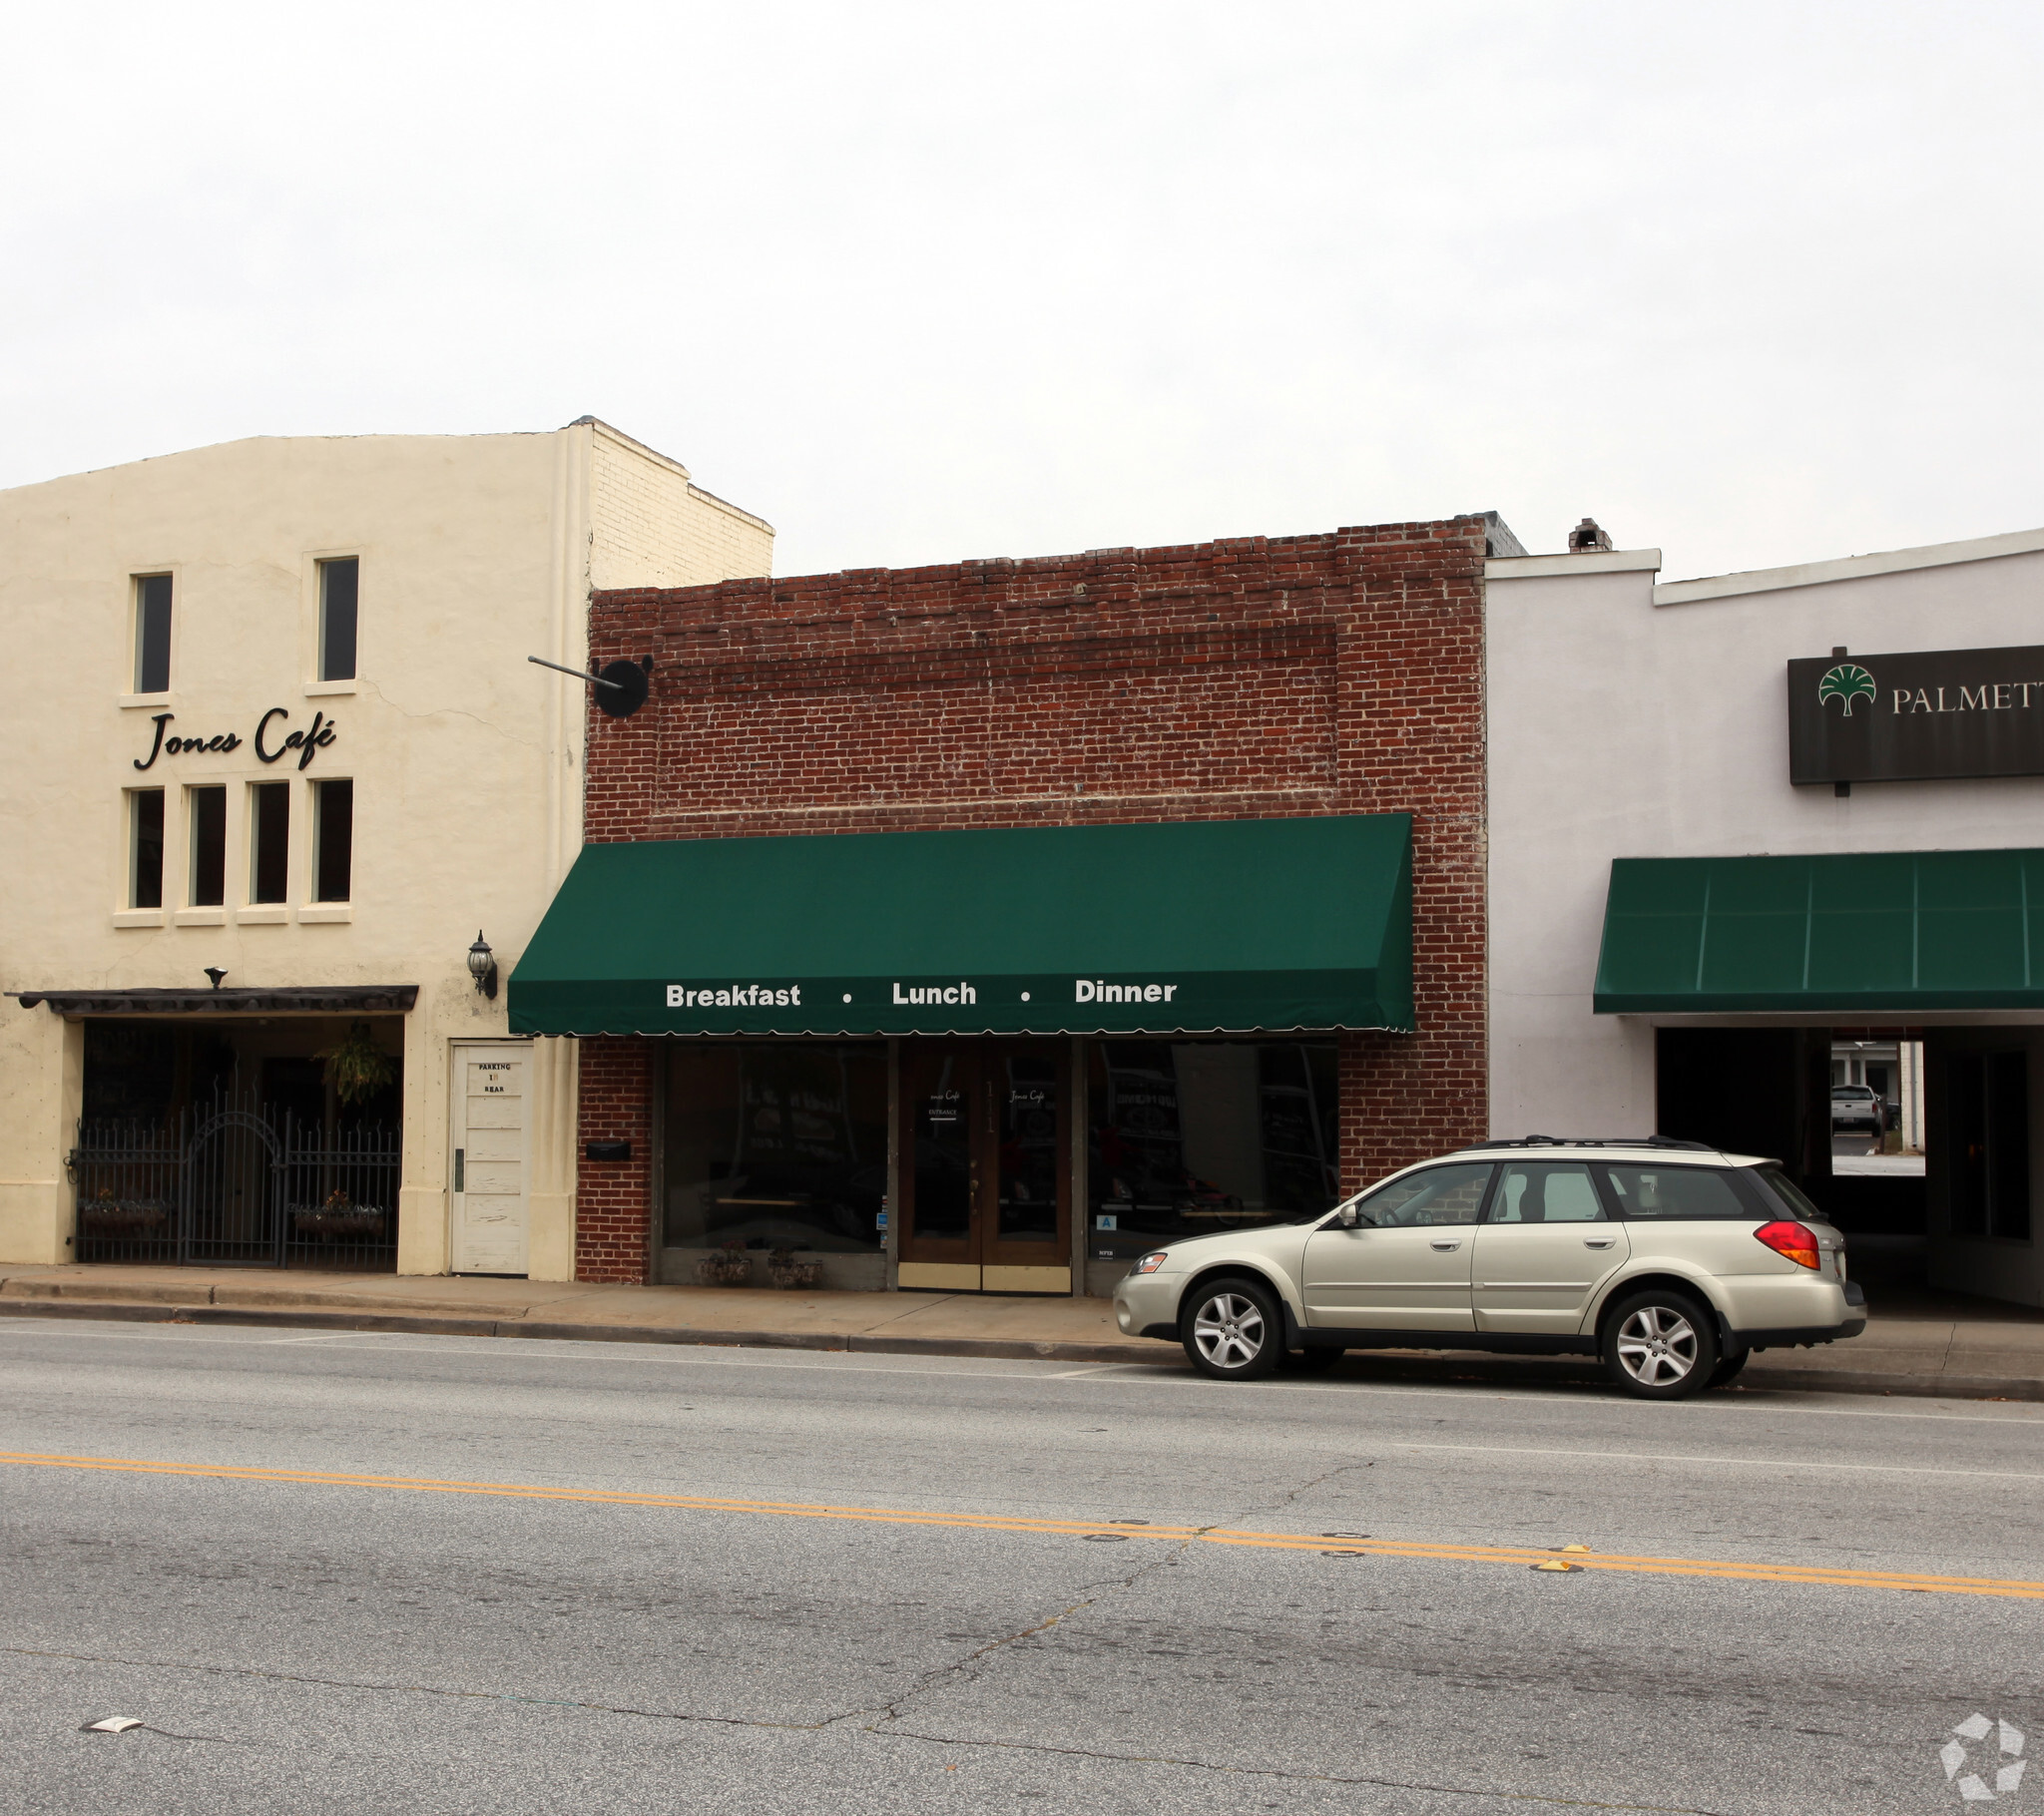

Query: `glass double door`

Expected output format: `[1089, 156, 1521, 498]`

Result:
[899, 1040, 1072, 1293]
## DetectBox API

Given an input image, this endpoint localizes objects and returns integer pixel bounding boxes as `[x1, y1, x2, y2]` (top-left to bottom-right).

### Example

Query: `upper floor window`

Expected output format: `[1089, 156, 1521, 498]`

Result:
[134, 574, 173, 693]
[249, 780, 290, 905]
[187, 785, 227, 908]
[312, 777, 353, 902]
[318, 558, 358, 681]
[129, 789, 165, 909]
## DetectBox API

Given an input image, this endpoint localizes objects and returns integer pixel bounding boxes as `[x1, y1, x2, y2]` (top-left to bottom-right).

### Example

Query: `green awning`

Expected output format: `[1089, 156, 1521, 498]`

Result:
[509, 814, 1412, 1037]
[1595, 849, 2044, 1014]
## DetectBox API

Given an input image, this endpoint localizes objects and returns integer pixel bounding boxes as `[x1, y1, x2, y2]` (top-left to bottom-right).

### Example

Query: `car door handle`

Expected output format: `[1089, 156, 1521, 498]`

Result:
[1429, 1239, 1462, 1251]
[1583, 1237, 1616, 1249]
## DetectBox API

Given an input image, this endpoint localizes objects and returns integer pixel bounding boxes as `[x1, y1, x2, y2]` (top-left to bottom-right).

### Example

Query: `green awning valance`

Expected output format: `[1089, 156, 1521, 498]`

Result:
[1595, 848, 2044, 1014]
[509, 814, 1412, 1037]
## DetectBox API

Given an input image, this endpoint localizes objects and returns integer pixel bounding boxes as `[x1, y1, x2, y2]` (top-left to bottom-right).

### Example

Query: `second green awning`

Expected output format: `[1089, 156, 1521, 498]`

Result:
[1595, 848, 2044, 1013]
[509, 814, 1413, 1037]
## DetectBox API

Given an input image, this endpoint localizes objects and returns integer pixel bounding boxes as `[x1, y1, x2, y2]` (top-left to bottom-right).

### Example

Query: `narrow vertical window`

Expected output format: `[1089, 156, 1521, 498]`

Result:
[318, 558, 358, 681]
[250, 781, 290, 904]
[313, 778, 353, 902]
[188, 786, 227, 907]
[129, 789, 165, 909]
[134, 574, 173, 693]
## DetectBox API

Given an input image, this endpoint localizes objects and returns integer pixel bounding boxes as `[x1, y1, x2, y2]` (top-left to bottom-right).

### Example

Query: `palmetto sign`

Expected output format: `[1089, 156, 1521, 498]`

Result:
[1788, 645, 2044, 785]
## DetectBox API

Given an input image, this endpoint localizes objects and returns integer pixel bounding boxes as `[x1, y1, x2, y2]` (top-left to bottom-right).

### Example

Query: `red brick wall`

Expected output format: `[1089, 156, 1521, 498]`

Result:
[574, 1037, 654, 1284]
[576, 522, 1491, 1276]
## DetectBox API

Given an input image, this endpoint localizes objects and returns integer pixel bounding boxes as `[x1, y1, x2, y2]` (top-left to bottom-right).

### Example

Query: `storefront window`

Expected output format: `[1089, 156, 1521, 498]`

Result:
[663, 1044, 887, 1253]
[1086, 1040, 1338, 1258]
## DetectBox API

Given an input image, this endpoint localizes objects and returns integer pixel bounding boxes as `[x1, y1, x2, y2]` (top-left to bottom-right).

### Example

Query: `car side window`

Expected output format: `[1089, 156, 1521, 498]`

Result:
[1600, 1164, 1751, 1220]
[1353, 1163, 1494, 1227]
[1488, 1162, 1605, 1223]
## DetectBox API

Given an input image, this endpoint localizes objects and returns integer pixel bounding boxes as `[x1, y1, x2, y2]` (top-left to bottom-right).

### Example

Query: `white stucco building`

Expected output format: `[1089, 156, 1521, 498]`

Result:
[1487, 526, 2044, 1304]
[0, 419, 771, 1278]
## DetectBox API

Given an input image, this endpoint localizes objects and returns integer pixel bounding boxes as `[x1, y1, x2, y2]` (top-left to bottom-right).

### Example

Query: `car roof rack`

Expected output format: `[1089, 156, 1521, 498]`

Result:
[1465, 1135, 1716, 1151]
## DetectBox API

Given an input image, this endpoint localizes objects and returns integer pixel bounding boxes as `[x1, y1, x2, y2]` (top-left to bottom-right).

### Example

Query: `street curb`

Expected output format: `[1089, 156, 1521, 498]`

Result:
[1, 1296, 2038, 1398]
[1738, 1365, 2044, 1402]
[0, 1297, 1168, 1366]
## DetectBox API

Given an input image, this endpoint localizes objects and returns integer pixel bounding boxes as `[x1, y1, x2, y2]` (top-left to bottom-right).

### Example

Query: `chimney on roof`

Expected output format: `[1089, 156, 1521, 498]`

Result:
[1567, 518, 1614, 553]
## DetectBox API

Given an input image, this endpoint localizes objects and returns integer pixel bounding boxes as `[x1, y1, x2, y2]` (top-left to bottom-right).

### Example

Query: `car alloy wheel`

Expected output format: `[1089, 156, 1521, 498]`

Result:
[1602, 1287, 1718, 1400]
[1616, 1305, 1698, 1387]
[1183, 1279, 1281, 1380]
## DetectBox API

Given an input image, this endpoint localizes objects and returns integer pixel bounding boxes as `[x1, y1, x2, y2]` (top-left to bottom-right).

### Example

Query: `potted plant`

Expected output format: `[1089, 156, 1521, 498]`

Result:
[291, 1189, 388, 1240]
[318, 1022, 396, 1106]
[79, 1186, 168, 1236]
[766, 1245, 822, 1289]
[695, 1239, 754, 1286]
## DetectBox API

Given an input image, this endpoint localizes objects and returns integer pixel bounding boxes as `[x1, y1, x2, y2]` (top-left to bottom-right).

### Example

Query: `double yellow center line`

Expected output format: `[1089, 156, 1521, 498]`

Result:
[5, 1449, 2034, 1600]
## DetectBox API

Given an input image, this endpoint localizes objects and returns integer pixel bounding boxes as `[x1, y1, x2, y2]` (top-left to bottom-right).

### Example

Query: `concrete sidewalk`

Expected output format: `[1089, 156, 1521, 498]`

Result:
[3, 1263, 2042, 1399]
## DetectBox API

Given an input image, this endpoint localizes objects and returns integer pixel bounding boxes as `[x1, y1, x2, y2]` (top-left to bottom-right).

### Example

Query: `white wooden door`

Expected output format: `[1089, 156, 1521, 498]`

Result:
[450, 1042, 533, 1275]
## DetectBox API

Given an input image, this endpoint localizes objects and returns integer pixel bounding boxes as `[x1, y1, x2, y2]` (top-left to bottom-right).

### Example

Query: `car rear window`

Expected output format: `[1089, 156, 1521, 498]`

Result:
[1751, 1164, 1826, 1222]
[1600, 1164, 1753, 1220]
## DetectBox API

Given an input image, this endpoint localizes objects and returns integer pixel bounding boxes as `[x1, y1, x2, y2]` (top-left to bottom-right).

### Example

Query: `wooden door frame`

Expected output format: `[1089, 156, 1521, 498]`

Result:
[896, 1039, 981, 1284]
[896, 1037, 1074, 1294]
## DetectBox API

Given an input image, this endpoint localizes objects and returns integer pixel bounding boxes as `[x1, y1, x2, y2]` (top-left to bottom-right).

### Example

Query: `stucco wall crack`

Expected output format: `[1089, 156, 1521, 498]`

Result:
[351, 678, 548, 753]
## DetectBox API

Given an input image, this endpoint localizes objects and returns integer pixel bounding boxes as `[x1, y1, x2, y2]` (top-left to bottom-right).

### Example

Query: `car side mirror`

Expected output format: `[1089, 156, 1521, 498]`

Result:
[1333, 1204, 1365, 1229]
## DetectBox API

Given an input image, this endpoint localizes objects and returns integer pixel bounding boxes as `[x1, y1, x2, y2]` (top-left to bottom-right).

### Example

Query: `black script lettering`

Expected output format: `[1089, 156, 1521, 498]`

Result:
[296, 710, 333, 770]
[255, 706, 291, 764]
[134, 713, 173, 771]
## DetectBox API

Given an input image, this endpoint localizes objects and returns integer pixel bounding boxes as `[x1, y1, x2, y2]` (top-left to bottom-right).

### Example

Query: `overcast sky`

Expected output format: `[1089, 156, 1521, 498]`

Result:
[6, 2, 2039, 581]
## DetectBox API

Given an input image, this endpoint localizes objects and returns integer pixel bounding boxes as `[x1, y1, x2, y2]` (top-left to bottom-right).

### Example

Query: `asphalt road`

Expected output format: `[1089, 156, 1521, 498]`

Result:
[3, 1320, 2041, 1815]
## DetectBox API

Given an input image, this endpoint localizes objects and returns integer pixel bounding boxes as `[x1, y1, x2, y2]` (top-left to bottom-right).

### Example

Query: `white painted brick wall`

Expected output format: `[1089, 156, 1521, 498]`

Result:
[588, 427, 773, 590]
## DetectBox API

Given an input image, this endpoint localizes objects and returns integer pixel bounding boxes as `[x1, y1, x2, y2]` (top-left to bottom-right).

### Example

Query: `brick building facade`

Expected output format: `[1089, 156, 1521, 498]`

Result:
[554, 517, 1498, 1288]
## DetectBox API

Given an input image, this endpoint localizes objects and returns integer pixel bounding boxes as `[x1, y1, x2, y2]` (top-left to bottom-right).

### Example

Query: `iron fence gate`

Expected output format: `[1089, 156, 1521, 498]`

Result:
[69, 1091, 400, 1270]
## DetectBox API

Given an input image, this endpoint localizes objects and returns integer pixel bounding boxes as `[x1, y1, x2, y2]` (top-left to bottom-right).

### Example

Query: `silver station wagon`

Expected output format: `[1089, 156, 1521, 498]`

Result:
[1112, 1136, 1866, 1399]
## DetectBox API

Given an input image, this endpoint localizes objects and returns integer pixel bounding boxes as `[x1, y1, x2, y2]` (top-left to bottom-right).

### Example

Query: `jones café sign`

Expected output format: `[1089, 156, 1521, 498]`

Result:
[133, 706, 339, 773]
[1788, 644, 2044, 786]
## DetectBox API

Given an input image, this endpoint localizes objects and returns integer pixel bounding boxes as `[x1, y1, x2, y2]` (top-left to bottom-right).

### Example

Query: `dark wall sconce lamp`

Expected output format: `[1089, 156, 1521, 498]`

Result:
[467, 931, 498, 1000]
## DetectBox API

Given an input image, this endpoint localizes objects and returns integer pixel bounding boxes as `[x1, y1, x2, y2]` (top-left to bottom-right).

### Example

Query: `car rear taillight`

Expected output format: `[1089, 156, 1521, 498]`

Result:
[1755, 1220, 1821, 1269]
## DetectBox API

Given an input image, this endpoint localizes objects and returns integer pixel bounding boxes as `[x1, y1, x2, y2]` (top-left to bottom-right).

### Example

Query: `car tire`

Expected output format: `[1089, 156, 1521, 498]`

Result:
[1601, 1286, 1719, 1400]
[1276, 1345, 1344, 1374]
[1181, 1277, 1283, 1381]
[1705, 1348, 1750, 1390]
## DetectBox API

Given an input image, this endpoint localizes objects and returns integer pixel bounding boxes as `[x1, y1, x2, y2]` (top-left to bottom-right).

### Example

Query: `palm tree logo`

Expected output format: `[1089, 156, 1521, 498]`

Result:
[1817, 664, 1876, 717]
